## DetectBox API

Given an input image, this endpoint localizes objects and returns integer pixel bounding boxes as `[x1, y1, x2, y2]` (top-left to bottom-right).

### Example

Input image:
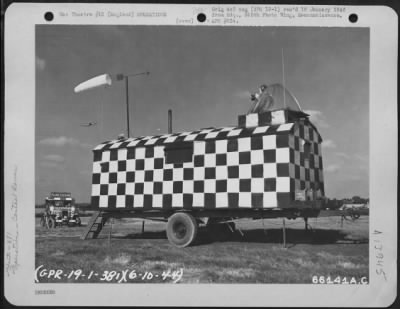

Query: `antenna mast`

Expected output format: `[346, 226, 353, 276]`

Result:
[281, 48, 287, 109]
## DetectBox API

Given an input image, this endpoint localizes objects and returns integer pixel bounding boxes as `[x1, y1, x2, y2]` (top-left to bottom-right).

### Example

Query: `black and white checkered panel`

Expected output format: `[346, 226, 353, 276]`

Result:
[91, 124, 295, 210]
[288, 121, 324, 197]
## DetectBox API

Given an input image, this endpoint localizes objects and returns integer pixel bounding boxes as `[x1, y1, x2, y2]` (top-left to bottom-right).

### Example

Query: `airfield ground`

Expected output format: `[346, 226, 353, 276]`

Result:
[35, 215, 368, 284]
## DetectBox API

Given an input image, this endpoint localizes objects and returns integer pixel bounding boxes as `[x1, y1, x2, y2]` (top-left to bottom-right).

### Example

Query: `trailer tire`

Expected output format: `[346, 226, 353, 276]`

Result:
[166, 213, 198, 248]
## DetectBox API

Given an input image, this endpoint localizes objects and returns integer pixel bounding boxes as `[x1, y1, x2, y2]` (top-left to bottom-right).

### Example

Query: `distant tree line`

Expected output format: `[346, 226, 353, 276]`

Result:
[324, 196, 369, 210]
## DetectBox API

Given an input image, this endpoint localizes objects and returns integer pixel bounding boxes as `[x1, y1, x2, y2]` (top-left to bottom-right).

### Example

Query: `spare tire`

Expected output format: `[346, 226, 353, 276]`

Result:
[166, 212, 198, 248]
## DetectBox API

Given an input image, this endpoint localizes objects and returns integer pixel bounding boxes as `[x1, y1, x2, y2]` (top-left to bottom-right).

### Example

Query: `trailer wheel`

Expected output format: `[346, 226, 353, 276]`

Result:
[166, 213, 198, 248]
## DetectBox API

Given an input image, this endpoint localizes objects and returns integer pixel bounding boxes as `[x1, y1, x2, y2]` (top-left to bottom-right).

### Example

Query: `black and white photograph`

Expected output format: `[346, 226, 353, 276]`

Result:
[4, 3, 398, 307]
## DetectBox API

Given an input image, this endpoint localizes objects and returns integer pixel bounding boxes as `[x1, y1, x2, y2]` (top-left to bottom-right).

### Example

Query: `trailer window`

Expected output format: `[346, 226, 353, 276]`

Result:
[164, 142, 193, 164]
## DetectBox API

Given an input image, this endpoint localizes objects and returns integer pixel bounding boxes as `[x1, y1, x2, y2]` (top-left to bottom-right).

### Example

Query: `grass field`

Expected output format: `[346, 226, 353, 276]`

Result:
[35, 215, 369, 284]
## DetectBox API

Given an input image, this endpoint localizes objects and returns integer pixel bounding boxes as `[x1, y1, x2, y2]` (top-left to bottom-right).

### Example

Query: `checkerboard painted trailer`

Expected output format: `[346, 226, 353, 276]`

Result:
[83, 103, 325, 247]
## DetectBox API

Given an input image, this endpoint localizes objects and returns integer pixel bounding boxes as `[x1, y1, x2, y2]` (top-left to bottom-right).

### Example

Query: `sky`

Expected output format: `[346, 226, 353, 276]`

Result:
[35, 25, 369, 203]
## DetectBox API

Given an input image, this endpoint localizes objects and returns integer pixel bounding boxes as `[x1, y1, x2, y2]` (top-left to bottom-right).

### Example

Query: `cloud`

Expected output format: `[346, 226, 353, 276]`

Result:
[38, 136, 92, 149]
[39, 161, 63, 169]
[325, 163, 341, 173]
[304, 110, 329, 128]
[335, 152, 351, 159]
[36, 57, 46, 71]
[322, 139, 337, 149]
[43, 154, 65, 162]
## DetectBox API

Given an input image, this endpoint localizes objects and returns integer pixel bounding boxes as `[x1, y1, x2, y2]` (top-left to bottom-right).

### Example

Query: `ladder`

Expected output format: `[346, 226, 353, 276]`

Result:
[80, 211, 109, 240]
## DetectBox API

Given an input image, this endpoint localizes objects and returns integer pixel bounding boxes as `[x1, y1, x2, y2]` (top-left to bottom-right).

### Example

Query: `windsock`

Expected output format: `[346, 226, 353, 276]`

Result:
[74, 74, 112, 93]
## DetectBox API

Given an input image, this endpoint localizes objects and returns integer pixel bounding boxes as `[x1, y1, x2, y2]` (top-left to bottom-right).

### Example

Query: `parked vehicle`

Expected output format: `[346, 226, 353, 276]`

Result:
[42, 192, 81, 228]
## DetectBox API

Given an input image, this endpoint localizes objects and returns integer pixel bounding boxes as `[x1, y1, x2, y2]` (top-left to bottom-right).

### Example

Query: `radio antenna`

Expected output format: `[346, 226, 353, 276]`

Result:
[281, 48, 287, 109]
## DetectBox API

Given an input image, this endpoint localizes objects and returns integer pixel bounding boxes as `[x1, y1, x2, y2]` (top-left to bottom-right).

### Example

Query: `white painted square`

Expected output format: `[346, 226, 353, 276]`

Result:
[102, 151, 110, 162]
[204, 179, 216, 193]
[319, 170, 324, 182]
[253, 126, 269, 134]
[153, 195, 163, 208]
[108, 183, 117, 195]
[263, 163, 277, 178]
[310, 170, 315, 182]
[145, 138, 157, 145]
[118, 148, 127, 160]
[221, 127, 234, 132]
[277, 123, 294, 132]
[216, 193, 228, 208]
[142, 135, 153, 140]
[109, 161, 118, 172]
[143, 182, 153, 194]
[164, 136, 177, 143]
[204, 154, 216, 167]
[251, 179, 264, 192]
[227, 179, 240, 192]
[193, 193, 204, 207]
[94, 144, 106, 151]
[134, 195, 144, 207]
[314, 155, 320, 168]
[184, 134, 197, 141]
[163, 181, 173, 194]
[135, 170, 144, 182]
[215, 139, 227, 153]
[135, 148, 145, 159]
[153, 146, 164, 158]
[127, 140, 139, 147]
[216, 166, 228, 179]
[205, 131, 219, 139]
[239, 164, 251, 178]
[304, 126, 309, 140]
[117, 172, 126, 183]
[178, 131, 191, 136]
[263, 192, 277, 208]
[99, 196, 108, 208]
[110, 142, 122, 149]
[270, 110, 286, 125]
[226, 152, 239, 165]
[239, 193, 251, 207]
[246, 113, 259, 127]
[194, 141, 205, 154]
[238, 137, 251, 151]
[126, 183, 135, 195]
[263, 135, 276, 149]
[288, 135, 295, 148]
[276, 177, 290, 192]
[92, 184, 100, 196]
[193, 167, 205, 180]
[227, 129, 242, 137]
[144, 158, 154, 170]
[173, 168, 184, 181]
[183, 162, 193, 168]
[276, 148, 290, 163]
[183, 181, 194, 193]
[93, 162, 101, 174]
[100, 173, 109, 184]
[294, 151, 300, 165]
[250, 150, 264, 164]
[116, 196, 125, 208]
[300, 166, 305, 180]
[126, 159, 135, 171]
[172, 194, 183, 207]
[153, 169, 163, 181]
